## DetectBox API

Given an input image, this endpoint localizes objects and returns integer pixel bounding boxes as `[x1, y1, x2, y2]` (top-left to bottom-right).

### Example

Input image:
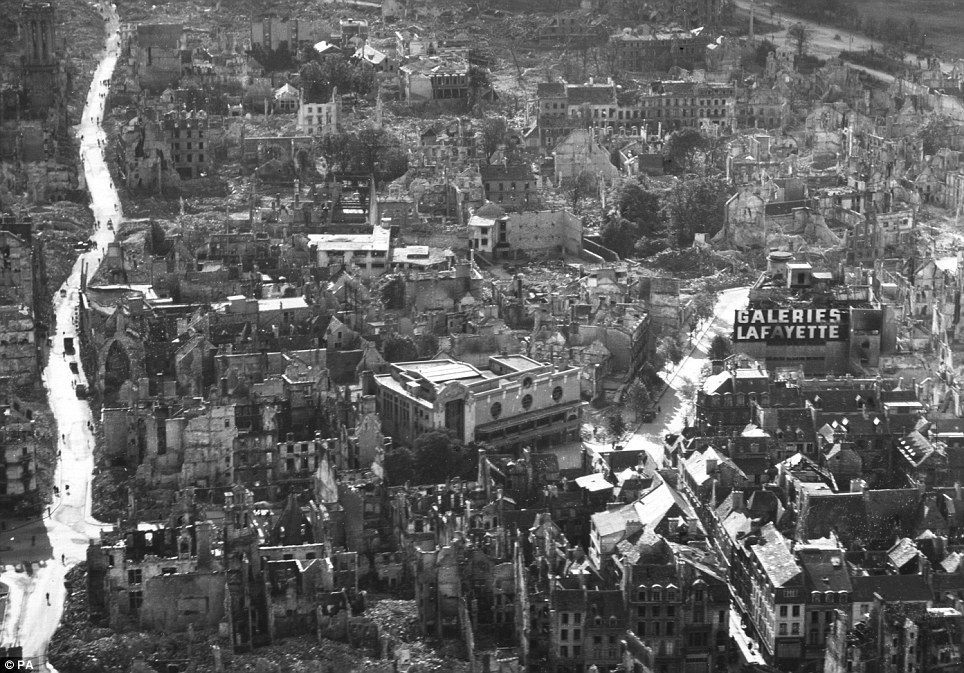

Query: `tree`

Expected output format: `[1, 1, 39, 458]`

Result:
[656, 335, 685, 367]
[881, 17, 901, 43]
[300, 60, 334, 104]
[600, 217, 639, 254]
[606, 411, 627, 447]
[383, 334, 419, 362]
[415, 333, 440, 358]
[480, 116, 509, 164]
[617, 181, 665, 237]
[412, 431, 478, 484]
[788, 23, 812, 57]
[566, 170, 598, 214]
[467, 65, 492, 109]
[624, 380, 654, 420]
[918, 117, 949, 156]
[320, 129, 410, 185]
[300, 55, 373, 104]
[904, 18, 921, 45]
[381, 275, 406, 310]
[662, 175, 729, 247]
[319, 132, 355, 173]
[634, 235, 666, 258]
[689, 291, 718, 327]
[383, 446, 416, 486]
[708, 334, 733, 361]
[746, 39, 777, 70]
[662, 128, 708, 175]
[677, 376, 698, 403]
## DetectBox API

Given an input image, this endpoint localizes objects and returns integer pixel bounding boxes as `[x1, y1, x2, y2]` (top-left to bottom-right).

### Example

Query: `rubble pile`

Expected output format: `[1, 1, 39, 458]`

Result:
[364, 598, 422, 642]
[36, 201, 96, 291]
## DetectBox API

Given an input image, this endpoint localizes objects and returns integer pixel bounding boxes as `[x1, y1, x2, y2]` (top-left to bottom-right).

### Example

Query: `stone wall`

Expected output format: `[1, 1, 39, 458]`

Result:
[505, 210, 582, 259]
[140, 571, 225, 631]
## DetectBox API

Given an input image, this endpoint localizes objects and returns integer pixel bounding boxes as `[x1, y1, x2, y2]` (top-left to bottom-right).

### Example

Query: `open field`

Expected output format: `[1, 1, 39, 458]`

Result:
[772, 0, 964, 60]
[852, 0, 964, 58]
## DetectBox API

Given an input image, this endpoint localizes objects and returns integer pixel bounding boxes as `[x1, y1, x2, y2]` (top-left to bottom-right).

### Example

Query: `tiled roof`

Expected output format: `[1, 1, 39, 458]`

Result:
[887, 537, 919, 569]
[632, 480, 696, 529]
[479, 163, 535, 182]
[537, 82, 566, 97]
[591, 504, 639, 538]
[586, 589, 626, 621]
[851, 574, 932, 603]
[797, 547, 852, 592]
[751, 523, 801, 588]
[566, 85, 615, 106]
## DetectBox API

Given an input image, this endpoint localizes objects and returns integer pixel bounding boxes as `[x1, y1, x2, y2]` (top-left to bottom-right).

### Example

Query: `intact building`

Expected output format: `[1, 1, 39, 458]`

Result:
[250, 17, 322, 52]
[479, 164, 539, 212]
[734, 257, 897, 375]
[297, 92, 341, 136]
[610, 29, 712, 74]
[373, 355, 584, 453]
[307, 225, 391, 277]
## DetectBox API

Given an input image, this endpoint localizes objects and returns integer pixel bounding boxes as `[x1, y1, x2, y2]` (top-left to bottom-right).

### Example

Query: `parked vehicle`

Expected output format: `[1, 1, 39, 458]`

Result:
[75, 383, 88, 399]
[63, 337, 75, 355]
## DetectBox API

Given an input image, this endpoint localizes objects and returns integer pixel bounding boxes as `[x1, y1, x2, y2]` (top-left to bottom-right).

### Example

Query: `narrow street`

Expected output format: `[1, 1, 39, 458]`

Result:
[598, 286, 765, 667]
[618, 286, 750, 468]
[0, 2, 120, 668]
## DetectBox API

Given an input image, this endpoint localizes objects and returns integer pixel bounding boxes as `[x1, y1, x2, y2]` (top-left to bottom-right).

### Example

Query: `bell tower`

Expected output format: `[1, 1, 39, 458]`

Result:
[21, 1, 58, 113]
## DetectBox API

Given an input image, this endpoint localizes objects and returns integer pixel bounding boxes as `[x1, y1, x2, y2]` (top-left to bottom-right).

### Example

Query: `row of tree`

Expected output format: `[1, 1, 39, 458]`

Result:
[300, 55, 375, 104]
[778, 0, 926, 50]
[600, 174, 729, 254]
[319, 129, 409, 186]
[382, 430, 480, 486]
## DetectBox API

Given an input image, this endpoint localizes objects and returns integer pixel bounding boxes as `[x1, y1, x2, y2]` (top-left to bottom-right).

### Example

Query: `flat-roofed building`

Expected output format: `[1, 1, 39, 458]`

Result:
[307, 226, 391, 277]
[373, 355, 584, 452]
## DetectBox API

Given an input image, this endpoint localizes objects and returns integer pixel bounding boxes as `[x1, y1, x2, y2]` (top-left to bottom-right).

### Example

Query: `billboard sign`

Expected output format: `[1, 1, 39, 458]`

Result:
[733, 307, 848, 343]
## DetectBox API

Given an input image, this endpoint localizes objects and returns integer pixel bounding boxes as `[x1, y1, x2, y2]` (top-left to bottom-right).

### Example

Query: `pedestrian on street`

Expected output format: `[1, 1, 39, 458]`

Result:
[62, 554, 65, 564]
[65, 484, 69, 494]
[46, 593, 50, 605]
[658, 405, 662, 414]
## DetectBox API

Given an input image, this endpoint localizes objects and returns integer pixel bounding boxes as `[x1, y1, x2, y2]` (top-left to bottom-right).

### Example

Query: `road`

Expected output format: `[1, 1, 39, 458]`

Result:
[0, 2, 119, 669]
[734, 0, 881, 59]
[733, 0, 912, 83]
[596, 286, 764, 667]
[613, 287, 750, 468]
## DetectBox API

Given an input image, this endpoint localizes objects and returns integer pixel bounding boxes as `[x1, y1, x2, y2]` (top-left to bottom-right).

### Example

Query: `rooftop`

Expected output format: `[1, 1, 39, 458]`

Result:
[751, 523, 801, 588]
[489, 354, 543, 373]
[307, 226, 390, 252]
[479, 164, 535, 182]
